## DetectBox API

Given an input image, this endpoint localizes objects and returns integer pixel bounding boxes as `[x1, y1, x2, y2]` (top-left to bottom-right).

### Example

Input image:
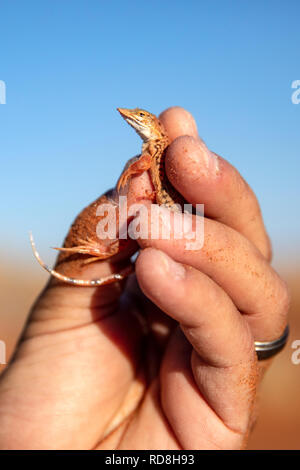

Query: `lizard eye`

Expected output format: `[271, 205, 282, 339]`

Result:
[139, 112, 145, 117]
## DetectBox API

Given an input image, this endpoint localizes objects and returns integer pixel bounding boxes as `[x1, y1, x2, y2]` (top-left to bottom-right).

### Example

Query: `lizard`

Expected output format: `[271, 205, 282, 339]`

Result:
[31, 107, 186, 286]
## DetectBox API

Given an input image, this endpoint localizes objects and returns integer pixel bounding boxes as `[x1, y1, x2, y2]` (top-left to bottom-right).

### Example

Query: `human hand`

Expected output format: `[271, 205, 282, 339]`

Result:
[0, 107, 289, 450]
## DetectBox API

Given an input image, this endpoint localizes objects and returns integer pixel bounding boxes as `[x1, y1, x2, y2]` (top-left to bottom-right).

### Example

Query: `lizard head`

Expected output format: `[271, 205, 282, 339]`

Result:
[117, 108, 166, 142]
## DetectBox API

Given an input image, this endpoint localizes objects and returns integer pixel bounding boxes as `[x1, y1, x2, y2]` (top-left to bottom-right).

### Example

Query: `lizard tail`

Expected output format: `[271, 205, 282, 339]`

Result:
[29, 232, 133, 286]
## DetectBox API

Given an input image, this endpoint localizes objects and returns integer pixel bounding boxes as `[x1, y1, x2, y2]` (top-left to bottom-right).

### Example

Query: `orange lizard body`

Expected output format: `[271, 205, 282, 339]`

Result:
[31, 108, 184, 286]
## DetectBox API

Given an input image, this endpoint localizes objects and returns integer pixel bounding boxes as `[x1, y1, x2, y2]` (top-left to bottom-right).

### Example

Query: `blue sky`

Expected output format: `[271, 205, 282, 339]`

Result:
[0, 0, 299, 270]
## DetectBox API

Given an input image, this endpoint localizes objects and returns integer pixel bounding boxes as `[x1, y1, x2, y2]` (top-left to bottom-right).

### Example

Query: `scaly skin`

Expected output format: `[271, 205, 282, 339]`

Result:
[31, 108, 184, 286]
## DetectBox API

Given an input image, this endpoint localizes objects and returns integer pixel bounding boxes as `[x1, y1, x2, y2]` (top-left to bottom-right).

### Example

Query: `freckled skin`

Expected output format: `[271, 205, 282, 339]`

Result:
[31, 108, 187, 285]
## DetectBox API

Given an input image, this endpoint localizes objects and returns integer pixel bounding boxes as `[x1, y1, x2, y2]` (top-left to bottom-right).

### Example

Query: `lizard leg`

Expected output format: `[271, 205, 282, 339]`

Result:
[117, 153, 152, 192]
[30, 232, 133, 286]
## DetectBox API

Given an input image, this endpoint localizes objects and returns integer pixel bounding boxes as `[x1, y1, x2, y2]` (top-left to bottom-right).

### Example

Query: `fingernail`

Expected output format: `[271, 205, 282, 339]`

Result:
[157, 250, 186, 281]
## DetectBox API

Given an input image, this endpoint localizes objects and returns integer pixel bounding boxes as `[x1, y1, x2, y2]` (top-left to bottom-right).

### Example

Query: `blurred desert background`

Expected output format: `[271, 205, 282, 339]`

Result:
[0, 260, 299, 449]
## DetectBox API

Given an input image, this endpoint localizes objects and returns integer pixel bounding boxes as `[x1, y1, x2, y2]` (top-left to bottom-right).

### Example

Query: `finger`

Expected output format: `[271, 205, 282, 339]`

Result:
[136, 248, 257, 442]
[160, 107, 271, 259]
[136, 248, 253, 366]
[161, 329, 252, 449]
[136, 207, 289, 341]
